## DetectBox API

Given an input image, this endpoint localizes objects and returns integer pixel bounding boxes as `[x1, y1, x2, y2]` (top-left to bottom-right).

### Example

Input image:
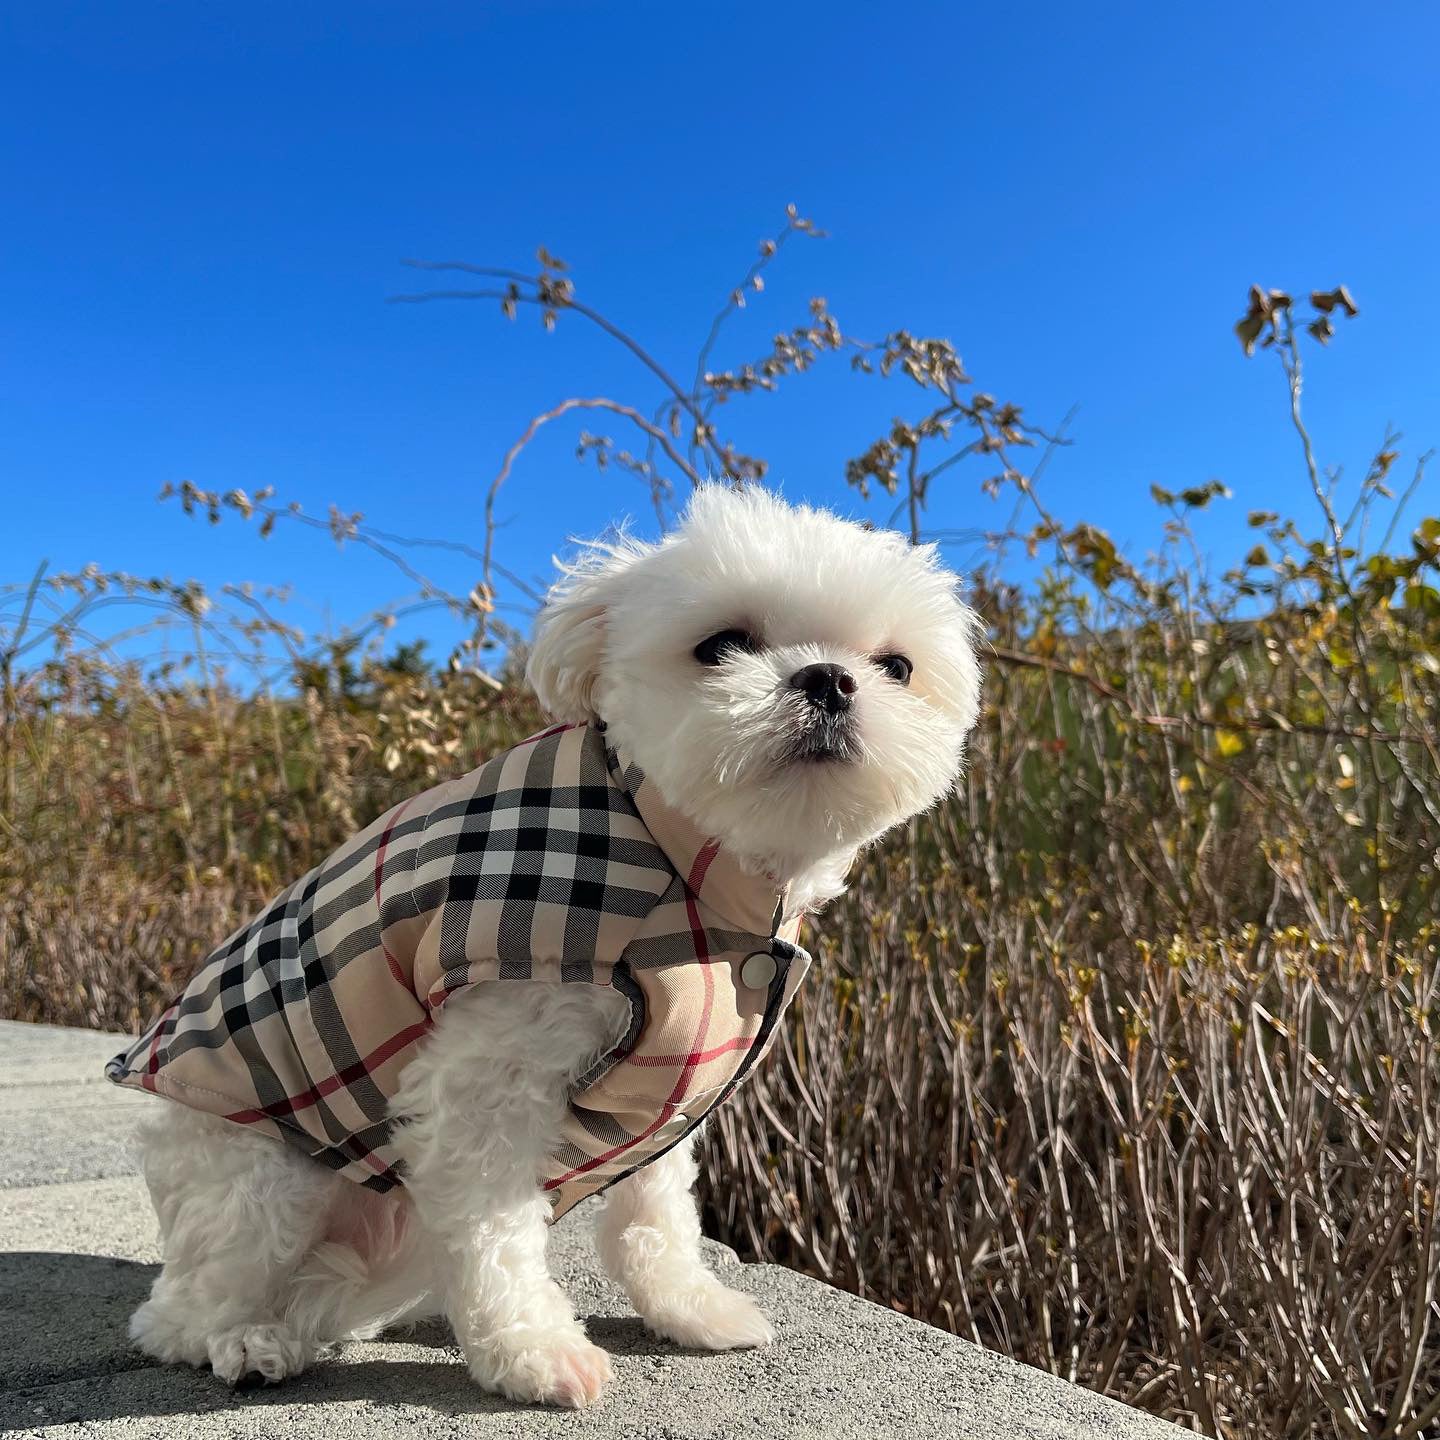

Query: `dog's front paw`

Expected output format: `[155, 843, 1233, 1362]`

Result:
[642, 1281, 774, 1351]
[471, 1332, 613, 1409]
[207, 1323, 311, 1386]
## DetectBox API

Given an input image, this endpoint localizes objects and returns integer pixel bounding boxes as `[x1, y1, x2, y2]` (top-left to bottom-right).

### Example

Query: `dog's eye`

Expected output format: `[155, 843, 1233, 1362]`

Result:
[693, 629, 761, 666]
[876, 653, 913, 686]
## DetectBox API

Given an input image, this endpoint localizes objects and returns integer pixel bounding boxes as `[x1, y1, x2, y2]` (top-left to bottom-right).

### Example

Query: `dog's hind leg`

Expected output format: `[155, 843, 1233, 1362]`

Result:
[130, 1108, 338, 1384]
[283, 1181, 436, 1344]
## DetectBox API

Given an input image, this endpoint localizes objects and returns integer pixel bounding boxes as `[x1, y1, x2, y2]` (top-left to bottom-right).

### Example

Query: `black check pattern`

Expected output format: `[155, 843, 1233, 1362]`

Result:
[106, 721, 812, 1215]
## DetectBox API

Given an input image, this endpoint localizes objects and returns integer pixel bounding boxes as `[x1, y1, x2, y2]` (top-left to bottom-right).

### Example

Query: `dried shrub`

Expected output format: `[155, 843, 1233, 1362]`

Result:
[3, 221, 1436, 1438]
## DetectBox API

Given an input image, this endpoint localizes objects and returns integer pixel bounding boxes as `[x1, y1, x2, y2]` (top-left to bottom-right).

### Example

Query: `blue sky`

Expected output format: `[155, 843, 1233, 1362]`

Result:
[4, 1, 1437, 674]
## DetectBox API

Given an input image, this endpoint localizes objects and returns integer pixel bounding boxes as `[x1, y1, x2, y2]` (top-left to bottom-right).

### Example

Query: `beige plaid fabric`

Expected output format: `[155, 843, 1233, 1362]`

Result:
[106, 722, 811, 1219]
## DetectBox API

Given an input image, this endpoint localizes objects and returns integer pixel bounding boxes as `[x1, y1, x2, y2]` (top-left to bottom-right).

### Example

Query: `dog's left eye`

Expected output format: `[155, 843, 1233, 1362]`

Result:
[876, 653, 913, 686]
[694, 629, 762, 666]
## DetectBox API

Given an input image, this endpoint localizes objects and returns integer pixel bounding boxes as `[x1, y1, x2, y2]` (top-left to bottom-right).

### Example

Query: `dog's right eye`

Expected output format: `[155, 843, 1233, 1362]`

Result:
[693, 629, 761, 666]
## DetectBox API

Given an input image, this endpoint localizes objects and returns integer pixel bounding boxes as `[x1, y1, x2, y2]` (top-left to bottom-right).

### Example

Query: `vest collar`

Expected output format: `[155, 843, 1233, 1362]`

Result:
[601, 727, 790, 938]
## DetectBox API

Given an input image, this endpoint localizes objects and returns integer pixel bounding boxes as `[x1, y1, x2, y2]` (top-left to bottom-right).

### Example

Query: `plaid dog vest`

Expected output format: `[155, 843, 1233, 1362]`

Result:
[106, 722, 811, 1219]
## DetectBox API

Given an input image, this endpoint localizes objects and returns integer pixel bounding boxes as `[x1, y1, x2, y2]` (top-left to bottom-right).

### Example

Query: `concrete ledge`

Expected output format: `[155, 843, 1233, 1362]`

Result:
[0, 1021, 1183, 1438]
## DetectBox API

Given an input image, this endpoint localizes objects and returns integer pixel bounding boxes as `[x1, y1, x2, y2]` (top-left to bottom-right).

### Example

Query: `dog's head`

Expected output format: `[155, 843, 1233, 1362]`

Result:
[527, 486, 982, 876]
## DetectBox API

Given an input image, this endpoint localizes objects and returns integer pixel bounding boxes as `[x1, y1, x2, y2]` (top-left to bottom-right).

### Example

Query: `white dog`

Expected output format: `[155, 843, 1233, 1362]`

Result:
[121, 485, 981, 1407]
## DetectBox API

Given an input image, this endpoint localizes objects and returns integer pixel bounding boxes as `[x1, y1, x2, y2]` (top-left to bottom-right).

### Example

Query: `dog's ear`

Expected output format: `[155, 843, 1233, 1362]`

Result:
[525, 538, 648, 723]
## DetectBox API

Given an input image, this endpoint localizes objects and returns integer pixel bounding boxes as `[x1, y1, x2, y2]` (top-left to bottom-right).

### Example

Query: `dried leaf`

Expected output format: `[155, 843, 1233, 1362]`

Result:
[1311, 285, 1358, 317]
[1236, 311, 1266, 356]
[1216, 729, 1246, 758]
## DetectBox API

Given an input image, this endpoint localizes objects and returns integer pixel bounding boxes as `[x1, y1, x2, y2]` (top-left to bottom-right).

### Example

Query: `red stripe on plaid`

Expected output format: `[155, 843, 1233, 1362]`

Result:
[348, 1146, 396, 1179]
[515, 722, 577, 749]
[374, 797, 416, 990]
[671, 875, 720, 1100]
[144, 1002, 178, 1076]
[669, 849, 719, 1102]
[222, 1019, 432, 1126]
[687, 838, 720, 895]
[542, 841, 724, 1194]
[623, 1034, 754, 1068]
[542, 1102, 679, 1193]
[427, 968, 485, 1011]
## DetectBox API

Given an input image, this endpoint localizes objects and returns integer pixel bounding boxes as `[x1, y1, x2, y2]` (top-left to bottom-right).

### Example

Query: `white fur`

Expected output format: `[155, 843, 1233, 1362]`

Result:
[129, 485, 982, 1406]
[530, 486, 982, 908]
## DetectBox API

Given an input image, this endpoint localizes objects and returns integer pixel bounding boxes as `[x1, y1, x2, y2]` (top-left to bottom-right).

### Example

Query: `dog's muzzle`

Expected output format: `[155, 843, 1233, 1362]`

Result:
[783, 663, 862, 763]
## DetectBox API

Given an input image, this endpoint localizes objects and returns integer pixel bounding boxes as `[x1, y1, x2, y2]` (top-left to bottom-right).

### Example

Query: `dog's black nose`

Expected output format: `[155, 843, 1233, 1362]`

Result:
[790, 662, 857, 716]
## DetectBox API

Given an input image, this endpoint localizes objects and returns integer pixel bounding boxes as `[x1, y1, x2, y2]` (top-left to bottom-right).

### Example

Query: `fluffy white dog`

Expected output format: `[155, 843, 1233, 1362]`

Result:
[125, 484, 982, 1407]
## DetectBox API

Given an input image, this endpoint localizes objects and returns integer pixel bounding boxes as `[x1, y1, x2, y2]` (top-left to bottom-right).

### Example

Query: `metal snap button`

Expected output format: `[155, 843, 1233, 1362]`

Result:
[656, 1112, 690, 1141]
[740, 951, 778, 990]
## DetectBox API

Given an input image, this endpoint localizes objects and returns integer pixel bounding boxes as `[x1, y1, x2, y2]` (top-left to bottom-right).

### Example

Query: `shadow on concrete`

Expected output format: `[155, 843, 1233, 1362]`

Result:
[380, 1311, 667, 1357]
[0, 1251, 160, 1393]
[0, 1251, 689, 1431]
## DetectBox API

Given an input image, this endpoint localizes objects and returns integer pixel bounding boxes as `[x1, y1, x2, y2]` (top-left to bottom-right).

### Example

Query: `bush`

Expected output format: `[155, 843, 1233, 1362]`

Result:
[3, 227, 1436, 1438]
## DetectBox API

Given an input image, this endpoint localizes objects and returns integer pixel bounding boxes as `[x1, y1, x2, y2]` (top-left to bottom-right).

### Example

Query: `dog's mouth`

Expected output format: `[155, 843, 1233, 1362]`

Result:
[781, 714, 863, 766]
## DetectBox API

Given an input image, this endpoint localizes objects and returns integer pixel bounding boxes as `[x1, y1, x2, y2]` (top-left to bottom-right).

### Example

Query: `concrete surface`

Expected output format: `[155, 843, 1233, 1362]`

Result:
[0, 1020, 1184, 1437]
